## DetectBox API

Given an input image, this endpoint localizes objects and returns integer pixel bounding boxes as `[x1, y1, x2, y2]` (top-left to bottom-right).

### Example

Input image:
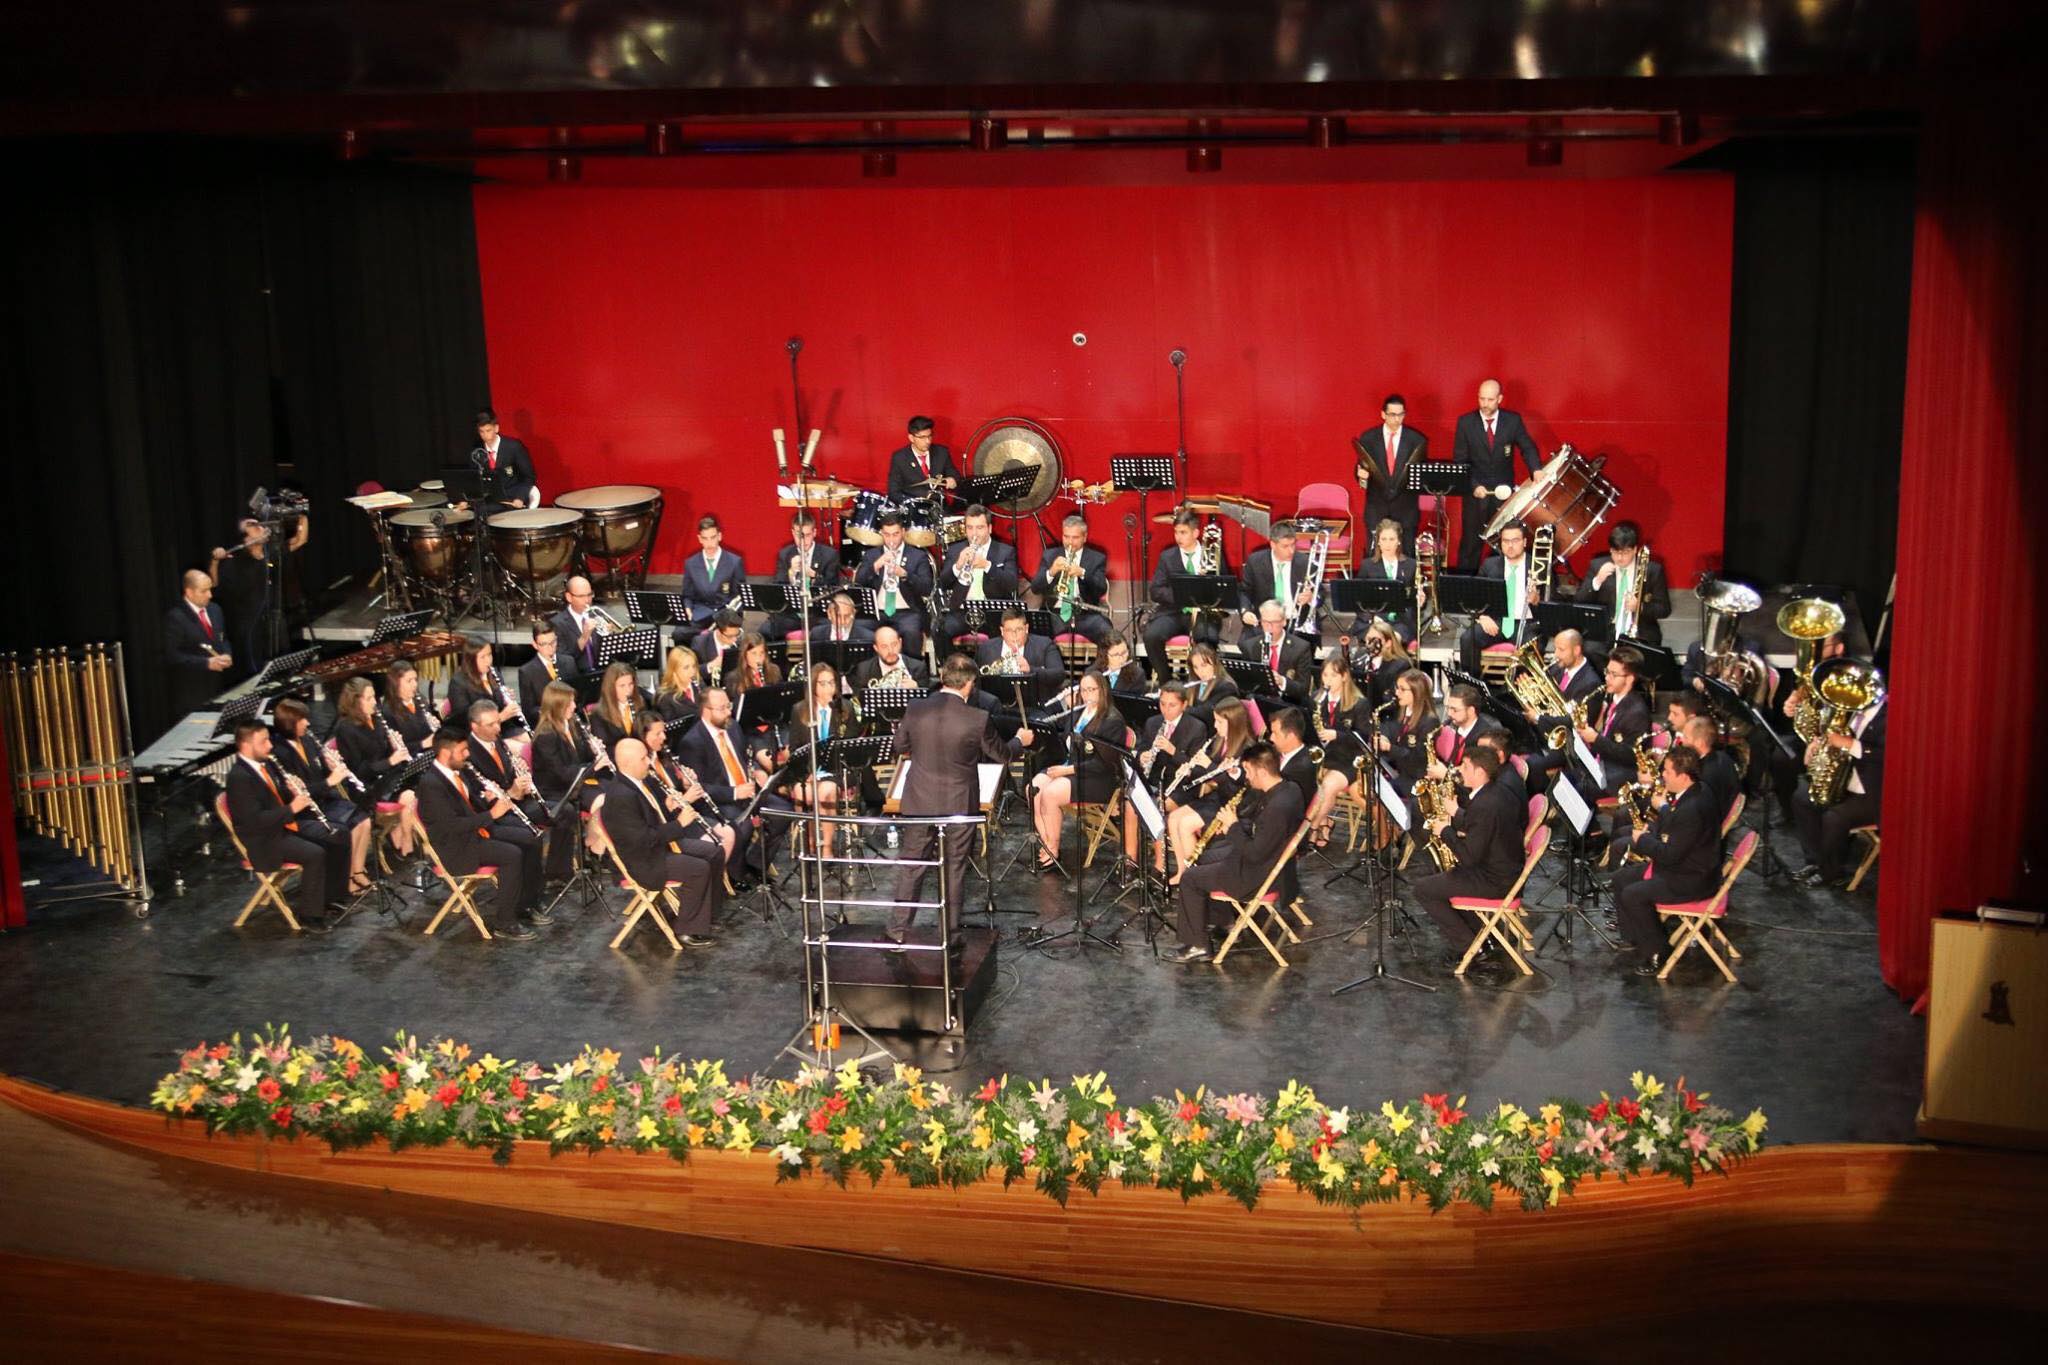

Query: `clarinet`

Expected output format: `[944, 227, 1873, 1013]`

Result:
[321, 737, 367, 798]
[280, 767, 335, 831]
[575, 713, 615, 771]
[374, 704, 411, 762]
[466, 763, 539, 834]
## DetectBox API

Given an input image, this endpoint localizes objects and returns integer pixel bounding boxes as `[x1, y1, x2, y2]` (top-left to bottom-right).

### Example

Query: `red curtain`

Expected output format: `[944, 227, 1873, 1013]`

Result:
[1878, 84, 2048, 1003]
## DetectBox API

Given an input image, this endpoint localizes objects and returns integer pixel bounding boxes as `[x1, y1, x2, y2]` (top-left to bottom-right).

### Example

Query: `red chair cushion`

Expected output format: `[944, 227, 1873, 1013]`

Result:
[375, 802, 401, 813]
[1053, 633, 1092, 645]
[1167, 635, 1192, 647]
[1482, 642, 1516, 655]
[1450, 897, 1518, 912]
[1210, 891, 1280, 904]
[1655, 897, 1725, 918]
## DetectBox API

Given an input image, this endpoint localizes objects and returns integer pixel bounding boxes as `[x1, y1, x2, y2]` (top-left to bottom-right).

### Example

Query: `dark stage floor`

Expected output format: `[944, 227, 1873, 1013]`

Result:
[0, 811, 1921, 1146]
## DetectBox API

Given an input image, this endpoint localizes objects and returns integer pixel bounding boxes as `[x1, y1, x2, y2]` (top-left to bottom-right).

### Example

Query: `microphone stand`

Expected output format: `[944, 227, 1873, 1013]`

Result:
[1169, 349, 1189, 483]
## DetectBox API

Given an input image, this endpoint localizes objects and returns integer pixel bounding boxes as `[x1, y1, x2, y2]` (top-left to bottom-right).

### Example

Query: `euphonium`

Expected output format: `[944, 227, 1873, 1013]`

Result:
[1502, 639, 1576, 749]
[1698, 578, 1766, 700]
[1806, 658, 1885, 808]
[1777, 596, 1844, 742]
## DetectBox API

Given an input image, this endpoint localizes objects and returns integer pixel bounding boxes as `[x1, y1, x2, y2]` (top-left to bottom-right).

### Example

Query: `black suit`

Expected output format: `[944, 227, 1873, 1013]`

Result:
[889, 690, 1020, 934]
[936, 538, 1022, 645]
[1144, 543, 1228, 679]
[1139, 712, 1209, 790]
[763, 541, 843, 639]
[674, 717, 774, 875]
[1458, 552, 1544, 671]
[1176, 781, 1305, 949]
[1575, 691, 1651, 800]
[1354, 424, 1428, 542]
[1614, 784, 1724, 965]
[517, 654, 567, 727]
[448, 671, 523, 734]
[549, 607, 606, 679]
[1030, 544, 1113, 644]
[473, 435, 537, 508]
[415, 764, 532, 928]
[1239, 548, 1318, 636]
[854, 544, 934, 656]
[469, 734, 557, 875]
[164, 600, 232, 720]
[1414, 778, 1525, 948]
[1698, 747, 1740, 826]
[1523, 660, 1602, 791]
[600, 773, 721, 936]
[1793, 702, 1886, 882]
[1451, 409, 1540, 570]
[808, 620, 877, 647]
[1350, 555, 1418, 642]
[974, 635, 1065, 680]
[225, 757, 351, 922]
[852, 653, 930, 694]
[678, 549, 747, 642]
[1233, 631, 1313, 704]
[886, 442, 961, 501]
[1575, 554, 1672, 646]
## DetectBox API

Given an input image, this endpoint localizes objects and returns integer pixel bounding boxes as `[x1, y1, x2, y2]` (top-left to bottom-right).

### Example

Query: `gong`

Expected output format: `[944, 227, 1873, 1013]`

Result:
[966, 417, 1064, 516]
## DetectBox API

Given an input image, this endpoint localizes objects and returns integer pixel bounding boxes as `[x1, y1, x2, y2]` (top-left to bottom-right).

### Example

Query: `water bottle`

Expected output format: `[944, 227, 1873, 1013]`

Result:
[885, 823, 900, 850]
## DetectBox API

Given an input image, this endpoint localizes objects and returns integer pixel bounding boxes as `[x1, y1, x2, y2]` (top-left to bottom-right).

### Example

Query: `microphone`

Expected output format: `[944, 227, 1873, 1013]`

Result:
[1123, 512, 1137, 531]
[1169, 348, 1187, 368]
[786, 336, 803, 356]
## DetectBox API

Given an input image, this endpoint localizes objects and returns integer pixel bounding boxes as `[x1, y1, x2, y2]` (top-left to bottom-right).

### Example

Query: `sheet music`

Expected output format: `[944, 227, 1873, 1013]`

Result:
[1552, 773, 1593, 834]
[1374, 771, 1412, 831]
[1571, 735, 1604, 789]
[885, 759, 1003, 808]
[1125, 772, 1166, 839]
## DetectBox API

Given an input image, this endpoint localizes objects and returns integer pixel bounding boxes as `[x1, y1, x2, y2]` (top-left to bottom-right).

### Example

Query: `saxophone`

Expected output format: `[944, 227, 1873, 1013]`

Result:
[1413, 773, 1460, 870]
[1187, 788, 1244, 865]
[1616, 733, 1662, 853]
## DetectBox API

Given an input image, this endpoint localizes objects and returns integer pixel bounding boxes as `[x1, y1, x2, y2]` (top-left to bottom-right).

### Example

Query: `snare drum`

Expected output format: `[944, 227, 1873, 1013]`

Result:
[899, 497, 941, 548]
[389, 508, 475, 583]
[1484, 447, 1619, 557]
[555, 484, 663, 560]
[487, 507, 582, 584]
[844, 490, 891, 546]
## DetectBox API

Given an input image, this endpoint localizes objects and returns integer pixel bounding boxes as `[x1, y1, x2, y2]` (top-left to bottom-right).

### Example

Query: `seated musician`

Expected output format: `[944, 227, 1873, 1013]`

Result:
[936, 504, 1021, 648]
[1475, 730, 1527, 809]
[655, 646, 706, 728]
[886, 414, 960, 500]
[465, 699, 556, 886]
[383, 660, 438, 755]
[1239, 521, 1318, 640]
[726, 632, 782, 728]
[551, 576, 607, 679]
[1791, 676, 1885, 889]
[1457, 520, 1542, 672]
[1164, 697, 1251, 881]
[1306, 654, 1371, 847]
[530, 681, 606, 836]
[590, 661, 653, 756]
[1142, 511, 1227, 682]
[1027, 669, 1127, 873]
[1031, 513, 1114, 645]
[1520, 627, 1601, 793]
[416, 728, 540, 940]
[853, 511, 932, 657]
[785, 662, 858, 861]
[691, 608, 747, 684]
[600, 739, 720, 947]
[633, 712, 739, 878]
[1184, 643, 1239, 721]
[1679, 715, 1740, 826]
[1575, 521, 1670, 645]
[1375, 667, 1440, 834]
[270, 696, 373, 897]
[517, 620, 566, 727]
[764, 511, 841, 641]
[1771, 633, 1847, 826]
[809, 591, 876, 645]
[1349, 518, 1418, 644]
[1164, 741, 1306, 964]
[1132, 683, 1208, 868]
[1100, 636, 1149, 695]
[975, 607, 1064, 679]
[675, 687, 780, 889]
[447, 637, 524, 735]
[1413, 746, 1524, 976]
[164, 568, 235, 719]
[1233, 600, 1313, 704]
[852, 623, 930, 693]
[1354, 618, 1413, 709]
[1570, 653, 1652, 811]
[331, 676, 413, 857]
[1612, 747, 1724, 975]
[224, 718, 355, 932]
[678, 514, 745, 647]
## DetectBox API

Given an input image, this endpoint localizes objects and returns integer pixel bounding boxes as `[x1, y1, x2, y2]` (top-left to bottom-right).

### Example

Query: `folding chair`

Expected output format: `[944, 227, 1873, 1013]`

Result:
[215, 793, 304, 932]
[1211, 822, 1313, 968]
[1719, 792, 1746, 838]
[1524, 793, 1550, 848]
[1477, 641, 1517, 686]
[1450, 825, 1551, 976]
[403, 804, 497, 940]
[1654, 829, 1760, 982]
[1847, 824, 1881, 892]
[1075, 789, 1125, 869]
[1053, 634, 1098, 675]
[589, 796, 683, 952]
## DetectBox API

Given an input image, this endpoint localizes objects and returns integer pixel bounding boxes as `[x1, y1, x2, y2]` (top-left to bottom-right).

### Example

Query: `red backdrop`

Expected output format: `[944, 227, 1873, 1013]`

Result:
[473, 174, 1730, 577]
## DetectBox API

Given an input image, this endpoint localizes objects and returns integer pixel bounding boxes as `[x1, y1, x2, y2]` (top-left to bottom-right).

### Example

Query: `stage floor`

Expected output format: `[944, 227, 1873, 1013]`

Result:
[1, 808, 1920, 1146]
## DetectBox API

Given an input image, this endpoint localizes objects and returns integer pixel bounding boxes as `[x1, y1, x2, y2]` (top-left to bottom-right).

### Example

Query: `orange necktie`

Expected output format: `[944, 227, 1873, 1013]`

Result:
[716, 731, 745, 785]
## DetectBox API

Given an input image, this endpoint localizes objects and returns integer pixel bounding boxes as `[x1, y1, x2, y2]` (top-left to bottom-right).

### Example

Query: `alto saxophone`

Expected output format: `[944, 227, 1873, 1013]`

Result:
[1413, 773, 1460, 871]
[1187, 788, 1243, 865]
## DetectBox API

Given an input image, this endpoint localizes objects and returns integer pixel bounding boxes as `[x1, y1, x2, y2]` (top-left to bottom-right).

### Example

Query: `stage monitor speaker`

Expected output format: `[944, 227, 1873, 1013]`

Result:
[1919, 910, 2048, 1149]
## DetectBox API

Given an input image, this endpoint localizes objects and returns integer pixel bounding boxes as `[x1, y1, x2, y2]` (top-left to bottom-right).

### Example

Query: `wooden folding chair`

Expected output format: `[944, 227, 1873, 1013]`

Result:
[1211, 822, 1313, 968]
[1654, 829, 1760, 982]
[214, 794, 304, 932]
[589, 795, 683, 952]
[1719, 792, 1746, 837]
[1847, 824, 1881, 891]
[1449, 825, 1551, 976]
[403, 804, 497, 940]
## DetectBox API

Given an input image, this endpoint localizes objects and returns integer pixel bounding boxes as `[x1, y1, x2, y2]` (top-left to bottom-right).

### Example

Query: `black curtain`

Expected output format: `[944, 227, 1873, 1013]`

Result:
[1709, 136, 1916, 626]
[0, 142, 488, 739]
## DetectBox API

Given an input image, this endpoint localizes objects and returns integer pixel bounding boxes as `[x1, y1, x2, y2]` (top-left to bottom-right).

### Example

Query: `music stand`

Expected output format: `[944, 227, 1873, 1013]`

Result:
[596, 626, 661, 668]
[735, 584, 794, 619]
[1331, 577, 1408, 624]
[958, 466, 1039, 516]
[542, 762, 608, 918]
[254, 645, 321, 689]
[1219, 654, 1283, 704]
[1615, 636, 1682, 694]
[805, 639, 874, 682]
[1329, 758, 1435, 995]
[209, 693, 267, 738]
[1703, 675, 1799, 879]
[624, 590, 683, 625]
[1435, 575, 1508, 626]
[735, 681, 803, 735]
[860, 684, 924, 724]
[1532, 770, 1621, 955]
[1019, 730, 1131, 955]
[1408, 461, 1471, 498]
[1111, 456, 1178, 604]
[369, 610, 433, 646]
[1533, 602, 1604, 643]
[961, 598, 1028, 637]
[1167, 574, 1237, 636]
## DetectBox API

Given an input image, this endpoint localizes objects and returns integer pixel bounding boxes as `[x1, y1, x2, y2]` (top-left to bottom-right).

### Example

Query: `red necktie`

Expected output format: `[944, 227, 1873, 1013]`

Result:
[1484, 417, 1495, 448]
[1268, 640, 1280, 671]
[487, 446, 497, 471]
[1602, 700, 1618, 736]
[1453, 731, 1466, 763]
[918, 452, 930, 479]
[197, 607, 214, 640]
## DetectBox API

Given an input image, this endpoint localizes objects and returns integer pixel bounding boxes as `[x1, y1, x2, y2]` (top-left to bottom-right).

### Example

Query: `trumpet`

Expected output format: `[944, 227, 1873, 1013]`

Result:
[590, 604, 627, 633]
[467, 763, 538, 834]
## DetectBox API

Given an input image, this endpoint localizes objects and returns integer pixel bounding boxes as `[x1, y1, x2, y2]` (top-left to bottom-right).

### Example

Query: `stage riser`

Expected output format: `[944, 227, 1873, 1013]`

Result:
[817, 927, 997, 1039]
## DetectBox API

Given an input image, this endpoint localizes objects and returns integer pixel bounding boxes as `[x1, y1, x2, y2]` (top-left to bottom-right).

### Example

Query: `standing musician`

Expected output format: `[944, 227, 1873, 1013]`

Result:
[975, 608, 1065, 679]
[1239, 521, 1319, 640]
[464, 700, 554, 903]
[1306, 655, 1371, 847]
[1143, 511, 1228, 681]
[691, 608, 746, 686]
[1027, 670, 1124, 873]
[635, 712, 739, 877]
[1100, 637, 1149, 695]
[1413, 746, 1525, 976]
[270, 697, 373, 896]
[590, 661, 653, 756]
[1458, 520, 1543, 673]
[1452, 379, 1541, 572]
[416, 728, 541, 940]
[886, 415, 961, 500]
[936, 504, 1020, 647]
[1031, 514, 1113, 645]
[1791, 682, 1885, 889]
[678, 515, 746, 647]
[209, 515, 310, 674]
[517, 620, 566, 728]
[765, 511, 842, 641]
[1576, 521, 1670, 645]
[1353, 619, 1414, 709]
[469, 408, 537, 509]
[809, 591, 876, 646]
[447, 637, 525, 735]
[674, 687, 777, 889]
[785, 663, 858, 861]
[1572, 654, 1652, 803]
[164, 569, 235, 719]
[1164, 742, 1305, 965]
[602, 739, 721, 947]
[655, 646, 707, 728]
[1521, 627, 1601, 793]
[1354, 393, 1428, 543]
[1183, 643, 1239, 720]
[886, 654, 1035, 943]
[855, 510, 933, 657]
[1164, 697, 1251, 880]
[1233, 601, 1313, 704]
[225, 719, 355, 932]
[1612, 747, 1724, 975]
[551, 576, 609, 679]
[383, 661, 438, 755]
[852, 623, 930, 692]
[1349, 519, 1418, 644]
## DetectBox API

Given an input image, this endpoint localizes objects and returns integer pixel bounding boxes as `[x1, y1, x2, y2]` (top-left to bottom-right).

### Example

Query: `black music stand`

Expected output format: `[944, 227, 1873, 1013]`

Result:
[1331, 577, 1408, 625]
[1329, 759, 1435, 996]
[1167, 574, 1237, 641]
[959, 598, 1027, 638]
[860, 684, 924, 725]
[1435, 575, 1508, 628]
[1703, 675, 1800, 880]
[1111, 455, 1178, 613]
[1533, 602, 1604, 643]
[596, 626, 661, 668]
[1407, 461, 1471, 498]
[1018, 729, 1131, 956]
[735, 584, 795, 619]
[1615, 636, 1682, 694]
[542, 762, 606, 918]
[209, 693, 267, 738]
[804, 639, 875, 683]
[624, 590, 686, 626]
[958, 466, 1039, 517]
[1532, 766, 1620, 956]
[369, 610, 433, 646]
[254, 646, 321, 690]
[736, 681, 803, 736]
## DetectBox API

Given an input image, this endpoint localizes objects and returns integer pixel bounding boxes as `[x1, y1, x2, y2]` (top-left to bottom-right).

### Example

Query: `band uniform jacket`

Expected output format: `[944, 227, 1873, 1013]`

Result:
[602, 773, 702, 891]
[1586, 690, 1652, 770]
[1841, 702, 1886, 804]
[1030, 544, 1110, 614]
[224, 757, 304, 870]
[529, 725, 589, 807]
[1445, 779, 1524, 894]
[1233, 631, 1314, 702]
[1140, 711, 1210, 787]
[1698, 746, 1741, 825]
[385, 698, 437, 755]
[1529, 658, 1602, 740]
[1354, 424, 1427, 526]
[974, 634, 1066, 679]
[886, 441, 961, 501]
[164, 598, 232, 716]
[1239, 547, 1316, 620]
[891, 690, 1018, 818]
[447, 670, 517, 730]
[1477, 552, 1545, 637]
[1352, 554, 1418, 639]
[1209, 780, 1306, 901]
[681, 549, 747, 628]
[1150, 542, 1230, 611]
[774, 540, 842, 594]
[944, 538, 1021, 601]
[517, 654, 565, 726]
[1632, 784, 1722, 898]
[674, 718, 764, 807]
[808, 619, 877, 646]
[1380, 713, 1436, 785]
[415, 765, 497, 876]
[852, 653, 931, 692]
[473, 435, 536, 507]
[1452, 408, 1540, 494]
[1574, 553, 1672, 644]
[548, 607, 601, 678]
[855, 544, 935, 613]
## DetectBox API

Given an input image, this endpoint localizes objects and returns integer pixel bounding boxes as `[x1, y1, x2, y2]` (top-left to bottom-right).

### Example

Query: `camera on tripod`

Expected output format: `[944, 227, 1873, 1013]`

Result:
[246, 485, 309, 527]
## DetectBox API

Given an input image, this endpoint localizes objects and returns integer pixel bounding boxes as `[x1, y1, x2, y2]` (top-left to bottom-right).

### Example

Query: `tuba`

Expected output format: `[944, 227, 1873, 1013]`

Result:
[1699, 579, 1766, 699]
[1776, 596, 1845, 742]
[1806, 658, 1885, 807]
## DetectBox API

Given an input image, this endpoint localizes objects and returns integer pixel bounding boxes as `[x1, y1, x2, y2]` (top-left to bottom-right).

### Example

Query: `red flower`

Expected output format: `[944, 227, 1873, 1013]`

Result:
[663, 1094, 683, 1115]
[807, 1108, 831, 1134]
[1588, 1099, 1610, 1123]
[1105, 1110, 1126, 1134]
[380, 1070, 400, 1091]
[1441, 1107, 1466, 1128]
[734, 1079, 752, 1094]
[1681, 1089, 1702, 1114]
[825, 1094, 847, 1115]
[343, 1059, 360, 1079]
[1422, 1092, 1446, 1110]
[974, 1078, 1000, 1102]
[1176, 1100, 1199, 1122]
[270, 1105, 293, 1127]
[1538, 1140, 1554, 1161]
[1617, 1096, 1641, 1124]
[509, 1078, 528, 1100]
[207, 1044, 232, 1060]
[592, 1076, 609, 1094]
[435, 1082, 462, 1107]
[256, 1078, 282, 1103]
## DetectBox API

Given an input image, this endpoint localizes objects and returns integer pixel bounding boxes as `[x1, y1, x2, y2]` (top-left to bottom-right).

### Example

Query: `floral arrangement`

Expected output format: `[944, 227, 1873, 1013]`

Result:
[151, 1025, 1767, 1213]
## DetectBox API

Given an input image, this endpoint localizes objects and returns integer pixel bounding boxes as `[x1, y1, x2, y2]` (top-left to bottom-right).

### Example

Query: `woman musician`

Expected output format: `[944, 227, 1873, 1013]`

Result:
[383, 660, 437, 755]
[1099, 636, 1150, 695]
[1351, 618, 1414, 708]
[1163, 696, 1251, 882]
[655, 647, 706, 729]
[1349, 518, 1419, 643]
[784, 663, 859, 861]
[446, 637, 524, 735]
[531, 681, 605, 818]
[1376, 667, 1440, 836]
[1306, 655, 1371, 847]
[633, 711, 737, 873]
[1184, 643, 1239, 723]
[1028, 670, 1125, 873]
[271, 695, 375, 896]
[590, 661, 653, 755]
[331, 675, 416, 859]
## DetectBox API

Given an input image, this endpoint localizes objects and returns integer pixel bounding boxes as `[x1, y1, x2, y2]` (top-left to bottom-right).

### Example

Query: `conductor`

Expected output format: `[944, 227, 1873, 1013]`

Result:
[886, 653, 1034, 944]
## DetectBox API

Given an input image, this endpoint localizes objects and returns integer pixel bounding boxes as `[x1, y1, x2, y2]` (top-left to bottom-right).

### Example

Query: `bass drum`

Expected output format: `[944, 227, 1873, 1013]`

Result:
[487, 507, 583, 586]
[966, 417, 1063, 516]
[844, 490, 890, 546]
[1483, 446, 1620, 557]
[389, 508, 475, 583]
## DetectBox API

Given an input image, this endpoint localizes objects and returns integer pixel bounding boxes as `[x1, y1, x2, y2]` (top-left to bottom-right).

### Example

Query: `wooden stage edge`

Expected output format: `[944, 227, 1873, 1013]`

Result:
[5, 1073, 2043, 1337]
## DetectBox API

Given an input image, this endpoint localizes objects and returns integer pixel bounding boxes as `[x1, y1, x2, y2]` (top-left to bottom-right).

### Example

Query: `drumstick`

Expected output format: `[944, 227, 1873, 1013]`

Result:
[772, 428, 788, 475]
[801, 429, 821, 469]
